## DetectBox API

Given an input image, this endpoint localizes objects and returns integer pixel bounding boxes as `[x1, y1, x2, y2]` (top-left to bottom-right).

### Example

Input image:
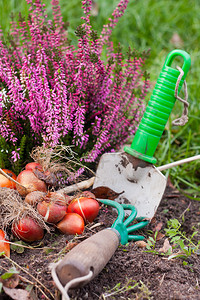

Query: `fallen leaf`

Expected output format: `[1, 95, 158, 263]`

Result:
[91, 186, 124, 200]
[0, 273, 19, 289]
[33, 169, 57, 186]
[64, 242, 78, 252]
[150, 216, 157, 225]
[158, 238, 172, 254]
[135, 241, 148, 248]
[153, 222, 163, 232]
[156, 231, 165, 241]
[3, 286, 33, 300]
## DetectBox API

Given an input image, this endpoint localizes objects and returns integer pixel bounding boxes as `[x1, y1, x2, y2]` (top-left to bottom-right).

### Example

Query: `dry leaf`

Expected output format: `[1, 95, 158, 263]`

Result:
[33, 169, 57, 186]
[91, 186, 124, 200]
[153, 222, 163, 232]
[64, 242, 78, 252]
[135, 240, 148, 248]
[3, 286, 33, 300]
[0, 274, 19, 289]
[156, 231, 165, 241]
[158, 238, 172, 254]
[150, 216, 157, 225]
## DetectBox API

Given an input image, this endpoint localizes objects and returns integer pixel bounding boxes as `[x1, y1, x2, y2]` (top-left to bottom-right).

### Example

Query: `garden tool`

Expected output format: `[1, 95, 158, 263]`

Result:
[51, 199, 149, 300]
[93, 49, 191, 219]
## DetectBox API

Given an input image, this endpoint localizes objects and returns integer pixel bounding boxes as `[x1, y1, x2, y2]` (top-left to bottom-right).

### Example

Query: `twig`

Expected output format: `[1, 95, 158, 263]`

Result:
[0, 265, 49, 300]
[0, 240, 56, 251]
[88, 222, 103, 230]
[3, 256, 54, 299]
[57, 176, 95, 194]
[159, 273, 165, 286]
[179, 202, 191, 219]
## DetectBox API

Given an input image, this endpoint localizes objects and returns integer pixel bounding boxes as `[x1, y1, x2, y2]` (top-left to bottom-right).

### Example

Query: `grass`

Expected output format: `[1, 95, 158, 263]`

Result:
[0, 0, 200, 197]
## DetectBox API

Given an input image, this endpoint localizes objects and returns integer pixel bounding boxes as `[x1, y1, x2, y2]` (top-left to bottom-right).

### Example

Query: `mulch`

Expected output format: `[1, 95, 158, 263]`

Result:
[0, 183, 200, 300]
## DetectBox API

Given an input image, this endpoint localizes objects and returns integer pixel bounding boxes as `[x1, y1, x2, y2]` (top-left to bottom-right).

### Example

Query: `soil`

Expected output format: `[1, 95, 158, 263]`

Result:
[0, 183, 200, 300]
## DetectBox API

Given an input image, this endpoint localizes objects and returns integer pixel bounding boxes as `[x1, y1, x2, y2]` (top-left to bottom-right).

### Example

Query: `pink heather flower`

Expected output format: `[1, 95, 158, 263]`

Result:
[11, 148, 20, 162]
[0, 0, 150, 178]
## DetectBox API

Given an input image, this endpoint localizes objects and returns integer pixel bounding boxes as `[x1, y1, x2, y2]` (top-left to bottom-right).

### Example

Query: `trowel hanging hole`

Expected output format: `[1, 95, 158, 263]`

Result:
[163, 49, 191, 75]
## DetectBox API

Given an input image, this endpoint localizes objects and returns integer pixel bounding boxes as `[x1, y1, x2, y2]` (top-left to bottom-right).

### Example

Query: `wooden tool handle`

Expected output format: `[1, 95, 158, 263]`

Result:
[55, 228, 120, 288]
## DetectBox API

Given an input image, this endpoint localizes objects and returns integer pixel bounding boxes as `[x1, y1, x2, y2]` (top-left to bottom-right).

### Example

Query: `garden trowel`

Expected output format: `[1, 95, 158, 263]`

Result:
[93, 49, 191, 219]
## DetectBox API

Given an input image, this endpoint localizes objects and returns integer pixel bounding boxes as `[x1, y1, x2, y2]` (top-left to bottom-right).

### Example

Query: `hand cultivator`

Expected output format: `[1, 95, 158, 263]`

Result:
[51, 49, 193, 299]
[51, 199, 149, 300]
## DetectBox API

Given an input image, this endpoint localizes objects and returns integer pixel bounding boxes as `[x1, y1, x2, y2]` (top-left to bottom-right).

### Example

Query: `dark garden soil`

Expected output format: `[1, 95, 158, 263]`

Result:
[0, 182, 200, 300]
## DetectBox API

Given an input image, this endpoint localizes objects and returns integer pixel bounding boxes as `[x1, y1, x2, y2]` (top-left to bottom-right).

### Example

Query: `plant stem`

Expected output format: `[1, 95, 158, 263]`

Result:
[3, 256, 54, 299]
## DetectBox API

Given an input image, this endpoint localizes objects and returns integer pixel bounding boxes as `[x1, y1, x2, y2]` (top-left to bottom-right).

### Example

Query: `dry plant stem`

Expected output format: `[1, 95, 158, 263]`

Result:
[0, 240, 56, 250]
[0, 188, 50, 232]
[0, 265, 49, 300]
[3, 255, 54, 300]
[57, 176, 95, 194]
[31, 145, 95, 176]
[179, 202, 191, 219]
[0, 240, 35, 250]
[0, 168, 28, 193]
[88, 222, 103, 230]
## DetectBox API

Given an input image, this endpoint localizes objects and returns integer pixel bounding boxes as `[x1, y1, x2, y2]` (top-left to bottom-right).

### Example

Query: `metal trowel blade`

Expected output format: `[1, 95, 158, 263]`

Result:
[93, 152, 167, 219]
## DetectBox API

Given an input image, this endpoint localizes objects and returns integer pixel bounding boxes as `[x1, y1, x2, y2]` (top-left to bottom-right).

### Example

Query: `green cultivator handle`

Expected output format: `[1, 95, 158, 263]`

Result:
[124, 49, 191, 164]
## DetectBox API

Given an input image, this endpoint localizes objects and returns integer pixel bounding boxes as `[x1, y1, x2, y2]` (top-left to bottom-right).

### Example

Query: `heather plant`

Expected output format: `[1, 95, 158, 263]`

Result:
[0, 0, 149, 178]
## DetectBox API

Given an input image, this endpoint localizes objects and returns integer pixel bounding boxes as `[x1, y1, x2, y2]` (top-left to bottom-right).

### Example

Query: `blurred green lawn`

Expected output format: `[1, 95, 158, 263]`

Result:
[1, 0, 200, 197]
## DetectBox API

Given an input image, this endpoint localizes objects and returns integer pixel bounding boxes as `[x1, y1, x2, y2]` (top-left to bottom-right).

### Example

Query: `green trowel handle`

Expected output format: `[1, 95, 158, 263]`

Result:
[124, 49, 191, 164]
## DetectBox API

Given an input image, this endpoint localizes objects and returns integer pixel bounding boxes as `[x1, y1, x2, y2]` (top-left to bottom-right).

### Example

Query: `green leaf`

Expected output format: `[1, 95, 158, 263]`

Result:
[178, 239, 185, 251]
[148, 237, 155, 243]
[10, 241, 25, 254]
[1, 267, 19, 280]
[171, 236, 181, 243]
[191, 231, 198, 239]
[146, 245, 152, 250]
[165, 229, 178, 237]
[168, 219, 180, 229]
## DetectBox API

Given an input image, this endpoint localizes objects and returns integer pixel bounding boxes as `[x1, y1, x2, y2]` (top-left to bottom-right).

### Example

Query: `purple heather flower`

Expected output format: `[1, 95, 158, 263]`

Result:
[0, 0, 149, 179]
[11, 148, 20, 162]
